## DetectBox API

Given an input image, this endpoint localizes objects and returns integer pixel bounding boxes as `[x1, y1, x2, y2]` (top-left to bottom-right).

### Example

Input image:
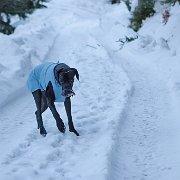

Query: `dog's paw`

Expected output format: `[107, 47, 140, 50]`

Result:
[41, 133, 47, 137]
[40, 126, 47, 137]
[69, 128, 80, 136]
[56, 121, 66, 134]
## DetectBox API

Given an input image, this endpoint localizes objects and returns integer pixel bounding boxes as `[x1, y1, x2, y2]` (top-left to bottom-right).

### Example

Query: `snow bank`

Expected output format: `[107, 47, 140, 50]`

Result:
[0, 14, 57, 106]
[117, 3, 180, 103]
[130, 3, 180, 107]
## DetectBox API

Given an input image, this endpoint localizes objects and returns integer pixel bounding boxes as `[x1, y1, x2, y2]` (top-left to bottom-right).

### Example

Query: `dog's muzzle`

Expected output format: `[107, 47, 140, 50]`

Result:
[62, 89, 75, 97]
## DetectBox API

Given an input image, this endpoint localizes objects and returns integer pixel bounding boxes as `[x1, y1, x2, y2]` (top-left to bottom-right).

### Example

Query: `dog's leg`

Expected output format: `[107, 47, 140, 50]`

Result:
[32, 89, 47, 136]
[64, 97, 79, 136]
[41, 91, 48, 113]
[35, 93, 48, 115]
[46, 98, 66, 133]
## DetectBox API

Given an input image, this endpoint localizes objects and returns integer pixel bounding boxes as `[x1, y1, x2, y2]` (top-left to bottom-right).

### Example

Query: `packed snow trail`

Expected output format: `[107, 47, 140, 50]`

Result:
[106, 53, 180, 180]
[0, 89, 35, 161]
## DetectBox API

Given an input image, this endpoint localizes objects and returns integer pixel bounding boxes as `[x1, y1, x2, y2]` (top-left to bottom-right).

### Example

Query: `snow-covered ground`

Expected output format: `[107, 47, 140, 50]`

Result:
[0, 0, 180, 180]
[112, 4, 180, 179]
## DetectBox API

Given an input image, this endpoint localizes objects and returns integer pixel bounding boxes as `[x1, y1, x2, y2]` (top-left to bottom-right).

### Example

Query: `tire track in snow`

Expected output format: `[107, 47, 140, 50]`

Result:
[107, 57, 175, 180]
[0, 89, 36, 162]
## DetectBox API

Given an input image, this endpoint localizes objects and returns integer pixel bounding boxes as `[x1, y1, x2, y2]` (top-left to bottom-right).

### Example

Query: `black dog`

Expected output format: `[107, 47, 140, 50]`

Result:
[27, 62, 79, 137]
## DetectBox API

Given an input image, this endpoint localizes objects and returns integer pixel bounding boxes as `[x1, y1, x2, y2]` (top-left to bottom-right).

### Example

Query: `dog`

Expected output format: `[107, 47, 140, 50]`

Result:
[27, 62, 79, 137]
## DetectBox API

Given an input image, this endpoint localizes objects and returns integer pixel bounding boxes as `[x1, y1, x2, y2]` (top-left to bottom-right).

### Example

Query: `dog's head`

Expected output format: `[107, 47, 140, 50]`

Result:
[58, 68, 79, 97]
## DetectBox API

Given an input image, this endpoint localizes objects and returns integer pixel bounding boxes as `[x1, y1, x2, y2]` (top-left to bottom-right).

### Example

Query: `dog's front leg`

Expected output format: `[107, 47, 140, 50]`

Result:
[46, 98, 66, 133]
[64, 97, 79, 136]
[32, 90, 47, 137]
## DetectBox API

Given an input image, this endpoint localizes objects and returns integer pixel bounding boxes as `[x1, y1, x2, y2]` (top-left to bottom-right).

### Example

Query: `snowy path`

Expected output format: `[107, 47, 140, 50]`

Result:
[108, 56, 180, 180]
[0, 36, 129, 180]
[0, 2, 130, 178]
[0, 90, 35, 161]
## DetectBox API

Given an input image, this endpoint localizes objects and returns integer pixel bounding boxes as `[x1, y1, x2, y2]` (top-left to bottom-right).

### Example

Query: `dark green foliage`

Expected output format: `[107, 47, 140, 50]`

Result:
[163, 0, 180, 5]
[0, 0, 47, 35]
[125, 0, 131, 11]
[116, 35, 138, 49]
[130, 0, 155, 32]
[0, 18, 15, 35]
[111, 0, 131, 11]
[111, 0, 121, 4]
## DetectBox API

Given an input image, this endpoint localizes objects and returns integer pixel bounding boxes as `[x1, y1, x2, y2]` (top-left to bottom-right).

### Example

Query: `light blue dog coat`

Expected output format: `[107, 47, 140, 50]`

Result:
[27, 62, 69, 102]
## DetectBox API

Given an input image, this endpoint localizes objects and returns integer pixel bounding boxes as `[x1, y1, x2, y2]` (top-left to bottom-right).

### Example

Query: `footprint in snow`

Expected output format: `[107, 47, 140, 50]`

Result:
[2, 130, 39, 165]
[46, 149, 62, 162]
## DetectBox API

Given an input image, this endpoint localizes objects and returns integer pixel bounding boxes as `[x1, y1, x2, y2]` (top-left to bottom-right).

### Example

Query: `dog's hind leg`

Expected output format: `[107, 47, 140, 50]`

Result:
[32, 89, 47, 136]
[35, 92, 48, 115]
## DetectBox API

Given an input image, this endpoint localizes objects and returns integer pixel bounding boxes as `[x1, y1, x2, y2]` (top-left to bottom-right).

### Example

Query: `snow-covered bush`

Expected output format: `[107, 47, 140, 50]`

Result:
[163, 0, 180, 5]
[130, 0, 155, 31]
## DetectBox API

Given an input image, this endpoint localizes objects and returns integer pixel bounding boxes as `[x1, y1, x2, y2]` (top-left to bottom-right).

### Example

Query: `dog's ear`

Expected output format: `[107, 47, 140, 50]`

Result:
[71, 68, 79, 81]
[54, 68, 64, 81]
[57, 68, 65, 83]
[57, 68, 64, 76]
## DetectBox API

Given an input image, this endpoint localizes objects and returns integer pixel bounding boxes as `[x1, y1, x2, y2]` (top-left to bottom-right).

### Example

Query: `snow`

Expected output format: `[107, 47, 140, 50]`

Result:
[0, 0, 180, 180]
[112, 3, 180, 180]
